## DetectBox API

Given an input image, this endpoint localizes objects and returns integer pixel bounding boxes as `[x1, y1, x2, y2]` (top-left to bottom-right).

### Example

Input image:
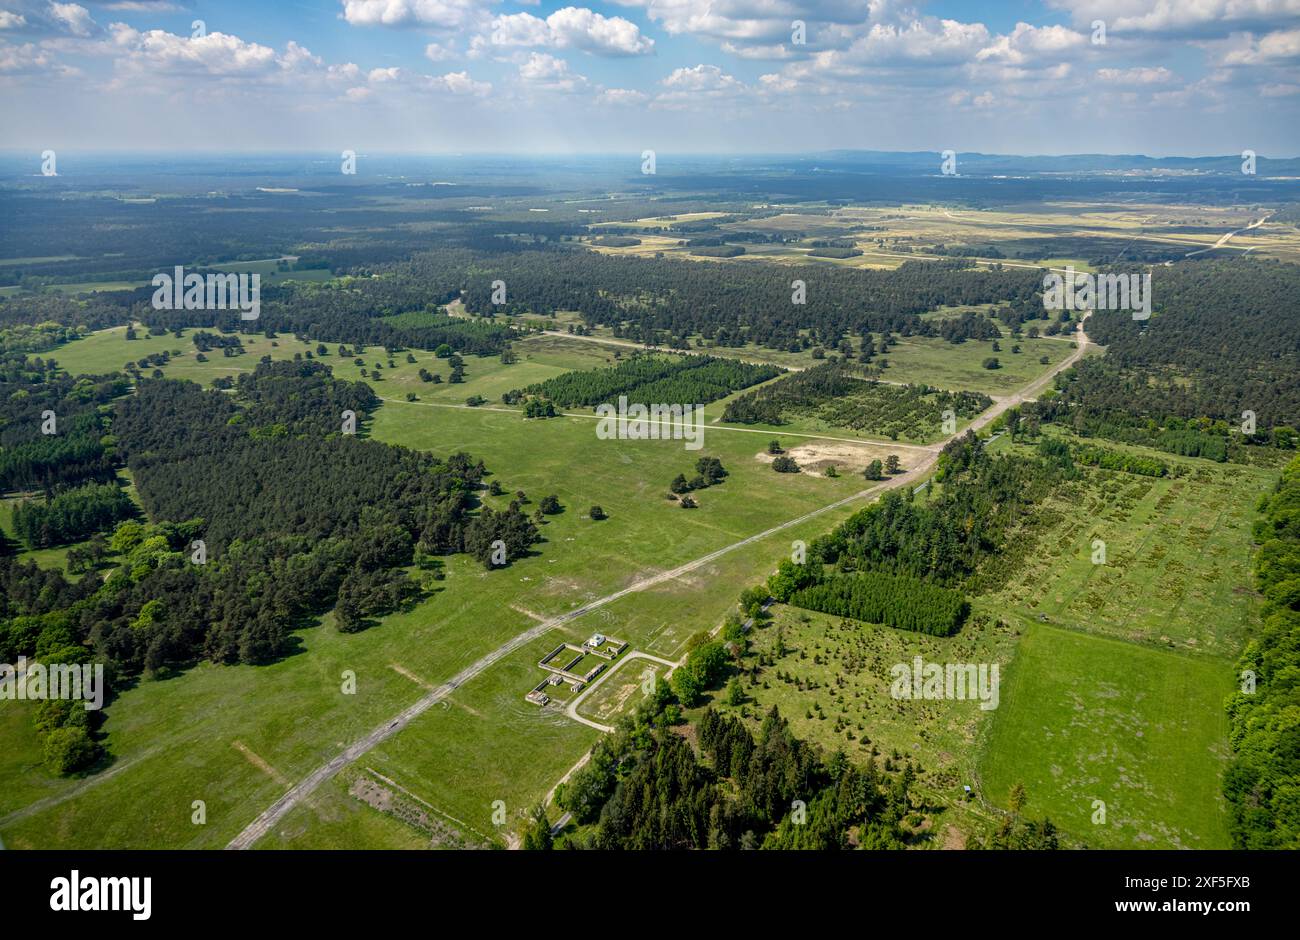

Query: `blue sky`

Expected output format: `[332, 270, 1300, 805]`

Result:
[2, 0, 1298, 155]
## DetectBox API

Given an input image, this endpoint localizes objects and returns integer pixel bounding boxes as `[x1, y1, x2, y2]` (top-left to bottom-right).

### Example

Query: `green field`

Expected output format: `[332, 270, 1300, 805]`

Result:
[878, 335, 1084, 394]
[978, 622, 1234, 849]
[576, 657, 666, 725]
[967, 436, 1271, 848]
[981, 439, 1274, 655]
[2, 294, 1261, 852]
[2, 325, 901, 848]
[44, 324, 623, 404]
[700, 604, 1017, 845]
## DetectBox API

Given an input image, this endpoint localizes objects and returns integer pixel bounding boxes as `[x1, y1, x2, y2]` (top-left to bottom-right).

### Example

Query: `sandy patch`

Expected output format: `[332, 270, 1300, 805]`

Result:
[756, 440, 902, 477]
[389, 662, 434, 691]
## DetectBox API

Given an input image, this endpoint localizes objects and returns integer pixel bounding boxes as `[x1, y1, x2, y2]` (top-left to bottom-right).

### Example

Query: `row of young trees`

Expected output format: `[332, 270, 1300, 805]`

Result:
[1068, 442, 1171, 477]
[723, 360, 990, 441]
[722, 360, 864, 425]
[777, 566, 968, 637]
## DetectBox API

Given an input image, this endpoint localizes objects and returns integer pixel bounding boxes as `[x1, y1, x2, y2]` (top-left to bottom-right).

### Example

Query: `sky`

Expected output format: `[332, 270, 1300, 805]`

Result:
[1, 0, 1298, 156]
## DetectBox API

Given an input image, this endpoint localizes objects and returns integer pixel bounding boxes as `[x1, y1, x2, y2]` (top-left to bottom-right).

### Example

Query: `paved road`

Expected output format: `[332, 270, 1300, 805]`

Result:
[1179, 212, 1272, 260]
[228, 319, 1091, 850]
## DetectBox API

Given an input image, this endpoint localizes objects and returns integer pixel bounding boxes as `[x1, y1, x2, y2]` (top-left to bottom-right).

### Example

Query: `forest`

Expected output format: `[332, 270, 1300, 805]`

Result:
[0, 351, 127, 494]
[441, 249, 1043, 352]
[1224, 454, 1300, 848]
[1061, 260, 1300, 434]
[0, 359, 541, 774]
[10, 481, 137, 548]
[780, 568, 968, 637]
[515, 353, 780, 408]
[554, 688, 917, 849]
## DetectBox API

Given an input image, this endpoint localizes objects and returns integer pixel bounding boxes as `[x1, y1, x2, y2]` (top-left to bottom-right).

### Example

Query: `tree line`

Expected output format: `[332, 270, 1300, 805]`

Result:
[517, 353, 780, 409]
[1224, 454, 1300, 848]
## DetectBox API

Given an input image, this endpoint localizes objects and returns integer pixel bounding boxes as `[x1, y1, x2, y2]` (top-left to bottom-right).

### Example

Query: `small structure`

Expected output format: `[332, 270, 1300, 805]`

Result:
[530, 636, 627, 702]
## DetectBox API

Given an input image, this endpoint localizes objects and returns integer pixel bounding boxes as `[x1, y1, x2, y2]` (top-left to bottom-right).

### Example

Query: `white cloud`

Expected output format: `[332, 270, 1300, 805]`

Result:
[976, 23, 1087, 64]
[489, 8, 654, 56]
[49, 2, 95, 37]
[1095, 65, 1175, 83]
[596, 86, 648, 104]
[340, 0, 487, 30]
[655, 63, 747, 107]
[0, 11, 27, 29]
[1049, 0, 1300, 36]
[102, 2, 184, 10]
[109, 25, 279, 77]
[662, 63, 741, 91]
[424, 40, 456, 61]
[611, 0, 885, 45]
[1219, 27, 1300, 64]
[811, 19, 992, 76]
[516, 51, 588, 91]
[0, 39, 52, 71]
[431, 69, 491, 95]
